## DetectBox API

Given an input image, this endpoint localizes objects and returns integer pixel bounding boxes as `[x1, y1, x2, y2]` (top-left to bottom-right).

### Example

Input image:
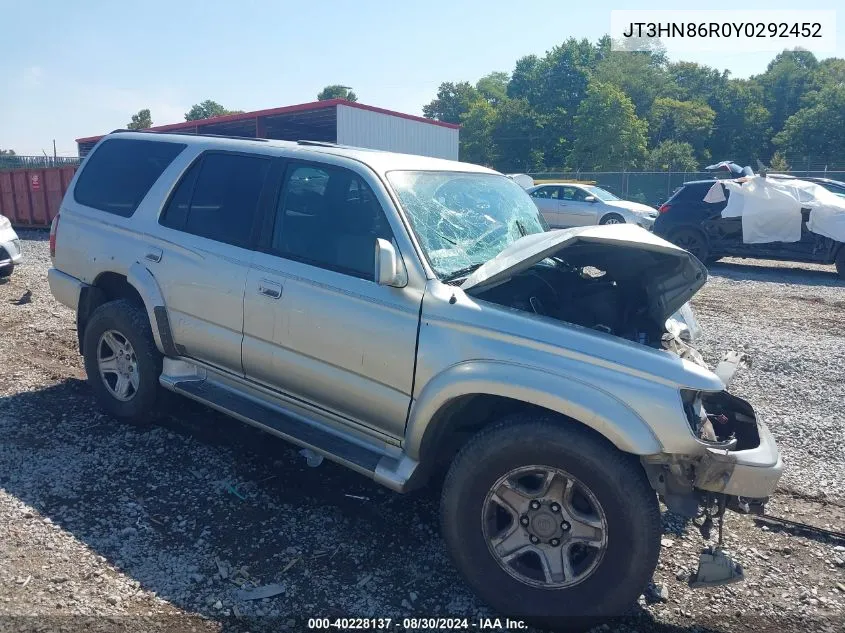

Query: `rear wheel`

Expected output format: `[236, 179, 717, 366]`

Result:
[440, 415, 661, 627]
[599, 213, 625, 225]
[669, 228, 710, 263]
[82, 299, 163, 422]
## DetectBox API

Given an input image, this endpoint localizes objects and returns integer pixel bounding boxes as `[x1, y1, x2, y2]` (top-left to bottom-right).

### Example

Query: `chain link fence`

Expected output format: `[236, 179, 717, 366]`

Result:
[0, 156, 81, 172]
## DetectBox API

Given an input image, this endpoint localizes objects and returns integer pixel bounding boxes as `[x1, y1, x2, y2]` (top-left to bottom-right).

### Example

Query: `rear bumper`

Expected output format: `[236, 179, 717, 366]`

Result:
[48, 268, 87, 311]
[694, 418, 783, 499]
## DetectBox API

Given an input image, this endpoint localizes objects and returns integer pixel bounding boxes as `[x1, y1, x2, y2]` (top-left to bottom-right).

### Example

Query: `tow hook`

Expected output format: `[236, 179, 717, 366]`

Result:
[688, 493, 745, 589]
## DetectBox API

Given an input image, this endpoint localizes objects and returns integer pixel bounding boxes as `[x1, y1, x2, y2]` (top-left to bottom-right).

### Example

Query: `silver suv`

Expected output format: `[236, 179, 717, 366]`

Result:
[48, 132, 782, 625]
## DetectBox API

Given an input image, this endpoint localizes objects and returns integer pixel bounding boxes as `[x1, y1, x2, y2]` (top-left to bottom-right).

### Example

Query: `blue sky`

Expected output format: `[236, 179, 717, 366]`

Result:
[1, 0, 842, 156]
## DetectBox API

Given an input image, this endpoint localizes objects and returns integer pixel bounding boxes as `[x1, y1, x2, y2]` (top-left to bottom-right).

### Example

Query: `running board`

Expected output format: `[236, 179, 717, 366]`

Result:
[163, 369, 419, 492]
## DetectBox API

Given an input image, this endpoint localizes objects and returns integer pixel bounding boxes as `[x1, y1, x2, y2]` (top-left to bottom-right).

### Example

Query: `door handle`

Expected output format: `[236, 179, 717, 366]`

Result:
[258, 280, 282, 299]
[145, 247, 163, 263]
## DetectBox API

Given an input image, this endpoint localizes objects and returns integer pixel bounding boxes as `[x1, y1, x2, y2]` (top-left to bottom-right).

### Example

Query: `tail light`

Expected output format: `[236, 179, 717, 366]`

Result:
[658, 203, 672, 214]
[49, 213, 60, 259]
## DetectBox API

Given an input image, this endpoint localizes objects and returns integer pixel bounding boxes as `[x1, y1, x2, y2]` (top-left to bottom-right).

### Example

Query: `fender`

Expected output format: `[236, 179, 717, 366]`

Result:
[405, 360, 663, 461]
[126, 261, 179, 357]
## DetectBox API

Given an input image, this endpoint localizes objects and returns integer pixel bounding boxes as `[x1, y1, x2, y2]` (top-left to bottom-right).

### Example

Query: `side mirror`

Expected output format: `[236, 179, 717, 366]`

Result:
[374, 238, 407, 287]
[584, 195, 598, 203]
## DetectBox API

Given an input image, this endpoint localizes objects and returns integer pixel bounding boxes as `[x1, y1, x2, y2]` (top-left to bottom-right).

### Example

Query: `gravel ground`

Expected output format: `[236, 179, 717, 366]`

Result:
[1, 232, 844, 633]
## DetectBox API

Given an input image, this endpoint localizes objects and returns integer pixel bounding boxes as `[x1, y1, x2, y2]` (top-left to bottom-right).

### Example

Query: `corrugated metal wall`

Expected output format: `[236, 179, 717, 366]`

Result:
[0, 166, 76, 228]
[336, 105, 459, 160]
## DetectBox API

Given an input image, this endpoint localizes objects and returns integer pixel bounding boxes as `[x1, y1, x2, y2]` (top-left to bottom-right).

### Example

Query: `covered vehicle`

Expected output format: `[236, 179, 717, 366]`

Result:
[654, 177, 845, 278]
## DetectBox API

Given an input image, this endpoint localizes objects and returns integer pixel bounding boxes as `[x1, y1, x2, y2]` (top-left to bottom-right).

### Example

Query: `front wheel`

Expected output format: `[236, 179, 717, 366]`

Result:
[599, 213, 625, 225]
[440, 416, 661, 626]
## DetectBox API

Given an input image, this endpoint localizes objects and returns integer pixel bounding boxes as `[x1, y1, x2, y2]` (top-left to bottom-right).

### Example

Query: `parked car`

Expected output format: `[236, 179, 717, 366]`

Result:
[527, 182, 658, 230]
[48, 132, 781, 624]
[767, 174, 845, 198]
[0, 214, 23, 277]
[653, 179, 845, 278]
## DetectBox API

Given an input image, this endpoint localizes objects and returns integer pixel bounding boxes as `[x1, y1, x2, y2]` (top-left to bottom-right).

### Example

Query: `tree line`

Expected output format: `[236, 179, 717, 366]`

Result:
[421, 38, 845, 173]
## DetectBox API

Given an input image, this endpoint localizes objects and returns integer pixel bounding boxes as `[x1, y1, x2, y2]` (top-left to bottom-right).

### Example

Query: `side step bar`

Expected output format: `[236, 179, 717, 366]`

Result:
[166, 374, 420, 492]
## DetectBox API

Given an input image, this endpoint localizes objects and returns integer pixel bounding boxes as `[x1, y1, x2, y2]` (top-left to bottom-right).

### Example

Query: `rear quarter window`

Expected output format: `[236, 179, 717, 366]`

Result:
[73, 138, 186, 217]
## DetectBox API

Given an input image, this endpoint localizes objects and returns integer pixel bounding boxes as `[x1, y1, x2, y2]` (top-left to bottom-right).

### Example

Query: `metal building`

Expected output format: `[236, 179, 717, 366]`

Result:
[76, 98, 460, 159]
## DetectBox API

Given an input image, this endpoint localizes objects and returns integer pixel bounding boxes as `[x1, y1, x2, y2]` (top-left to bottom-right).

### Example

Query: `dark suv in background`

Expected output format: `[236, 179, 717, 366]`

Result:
[653, 179, 845, 279]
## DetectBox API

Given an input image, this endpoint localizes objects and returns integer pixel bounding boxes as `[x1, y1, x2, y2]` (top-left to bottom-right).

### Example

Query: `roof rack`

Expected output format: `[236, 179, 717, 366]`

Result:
[107, 129, 269, 142]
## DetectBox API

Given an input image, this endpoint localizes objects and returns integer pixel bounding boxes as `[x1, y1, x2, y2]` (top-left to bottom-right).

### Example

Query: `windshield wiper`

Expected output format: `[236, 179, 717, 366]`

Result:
[440, 263, 483, 284]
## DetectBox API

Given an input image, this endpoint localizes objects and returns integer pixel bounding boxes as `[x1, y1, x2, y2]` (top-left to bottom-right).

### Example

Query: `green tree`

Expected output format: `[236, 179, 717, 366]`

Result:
[648, 97, 715, 159]
[127, 108, 152, 130]
[317, 85, 358, 102]
[594, 50, 673, 117]
[756, 50, 819, 135]
[569, 81, 648, 170]
[476, 72, 509, 107]
[184, 100, 242, 121]
[534, 38, 597, 117]
[423, 82, 480, 124]
[769, 151, 790, 171]
[773, 84, 845, 166]
[507, 55, 542, 102]
[668, 61, 729, 102]
[646, 141, 698, 171]
[459, 100, 497, 166]
[708, 79, 771, 165]
[492, 98, 545, 172]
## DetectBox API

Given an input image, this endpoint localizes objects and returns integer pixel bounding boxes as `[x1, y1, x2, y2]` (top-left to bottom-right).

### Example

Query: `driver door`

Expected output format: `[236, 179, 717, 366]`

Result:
[558, 186, 598, 226]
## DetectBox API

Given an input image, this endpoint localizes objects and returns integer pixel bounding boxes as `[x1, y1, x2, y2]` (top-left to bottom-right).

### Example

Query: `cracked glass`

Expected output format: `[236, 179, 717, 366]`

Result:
[386, 171, 549, 280]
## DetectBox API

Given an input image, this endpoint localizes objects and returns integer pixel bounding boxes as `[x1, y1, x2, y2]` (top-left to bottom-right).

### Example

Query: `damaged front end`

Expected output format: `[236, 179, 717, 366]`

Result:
[642, 374, 783, 588]
[458, 225, 782, 587]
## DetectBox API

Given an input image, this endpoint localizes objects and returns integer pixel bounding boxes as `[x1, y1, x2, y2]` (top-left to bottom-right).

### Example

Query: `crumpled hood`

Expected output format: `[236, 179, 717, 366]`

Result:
[461, 224, 708, 323]
[603, 199, 658, 216]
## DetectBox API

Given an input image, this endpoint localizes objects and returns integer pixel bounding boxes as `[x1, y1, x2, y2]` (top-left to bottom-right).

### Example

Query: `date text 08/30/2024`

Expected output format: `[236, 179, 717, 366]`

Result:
[307, 617, 528, 630]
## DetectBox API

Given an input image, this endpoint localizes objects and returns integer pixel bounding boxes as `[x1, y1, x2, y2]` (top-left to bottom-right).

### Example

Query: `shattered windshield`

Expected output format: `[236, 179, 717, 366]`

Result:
[387, 171, 549, 280]
[584, 186, 620, 202]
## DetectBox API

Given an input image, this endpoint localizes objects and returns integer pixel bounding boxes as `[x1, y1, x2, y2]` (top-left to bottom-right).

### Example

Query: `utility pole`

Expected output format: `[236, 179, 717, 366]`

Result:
[53, 140, 57, 160]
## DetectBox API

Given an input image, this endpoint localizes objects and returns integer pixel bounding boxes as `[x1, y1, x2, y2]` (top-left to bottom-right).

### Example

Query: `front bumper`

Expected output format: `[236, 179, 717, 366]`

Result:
[694, 417, 783, 499]
[634, 215, 657, 231]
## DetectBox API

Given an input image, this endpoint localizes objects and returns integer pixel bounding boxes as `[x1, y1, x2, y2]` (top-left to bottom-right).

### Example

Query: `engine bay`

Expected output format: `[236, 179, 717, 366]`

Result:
[472, 258, 668, 347]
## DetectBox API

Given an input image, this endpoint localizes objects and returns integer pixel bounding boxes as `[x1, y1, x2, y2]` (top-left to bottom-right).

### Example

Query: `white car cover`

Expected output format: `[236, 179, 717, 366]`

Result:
[718, 176, 845, 244]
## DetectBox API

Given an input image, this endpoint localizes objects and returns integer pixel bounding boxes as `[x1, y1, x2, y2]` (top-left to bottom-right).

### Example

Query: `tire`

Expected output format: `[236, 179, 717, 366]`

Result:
[599, 213, 625, 226]
[82, 299, 163, 422]
[0, 265, 12, 278]
[668, 228, 710, 263]
[440, 415, 661, 628]
[836, 249, 845, 280]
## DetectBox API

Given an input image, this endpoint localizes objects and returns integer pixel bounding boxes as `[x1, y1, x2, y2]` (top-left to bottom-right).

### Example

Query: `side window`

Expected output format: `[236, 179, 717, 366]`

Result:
[560, 186, 577, 201]
[571, 188, 589, 202]
[271, 163, 394, 281]
[532, 187, 551, 199]
[160, 153, 270, 248]
[74, 138, 186, 217]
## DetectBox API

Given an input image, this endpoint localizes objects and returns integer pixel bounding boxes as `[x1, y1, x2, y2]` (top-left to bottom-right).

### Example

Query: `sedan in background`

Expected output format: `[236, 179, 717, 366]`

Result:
[0, 214, 22, 278]
[527, 182, 658, 230]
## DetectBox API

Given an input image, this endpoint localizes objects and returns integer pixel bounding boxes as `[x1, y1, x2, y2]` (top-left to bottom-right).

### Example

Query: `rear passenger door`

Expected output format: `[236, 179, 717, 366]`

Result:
[149, 151, 274, 374]
[529, 186, 564, 227]
[242, 160, 422, 439]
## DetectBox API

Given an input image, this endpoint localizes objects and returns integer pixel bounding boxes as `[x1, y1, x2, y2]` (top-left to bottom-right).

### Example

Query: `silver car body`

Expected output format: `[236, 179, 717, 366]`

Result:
[527, 183, 658, 230]
[0, 215, 23, 273]
[48, 132, 781, 505]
